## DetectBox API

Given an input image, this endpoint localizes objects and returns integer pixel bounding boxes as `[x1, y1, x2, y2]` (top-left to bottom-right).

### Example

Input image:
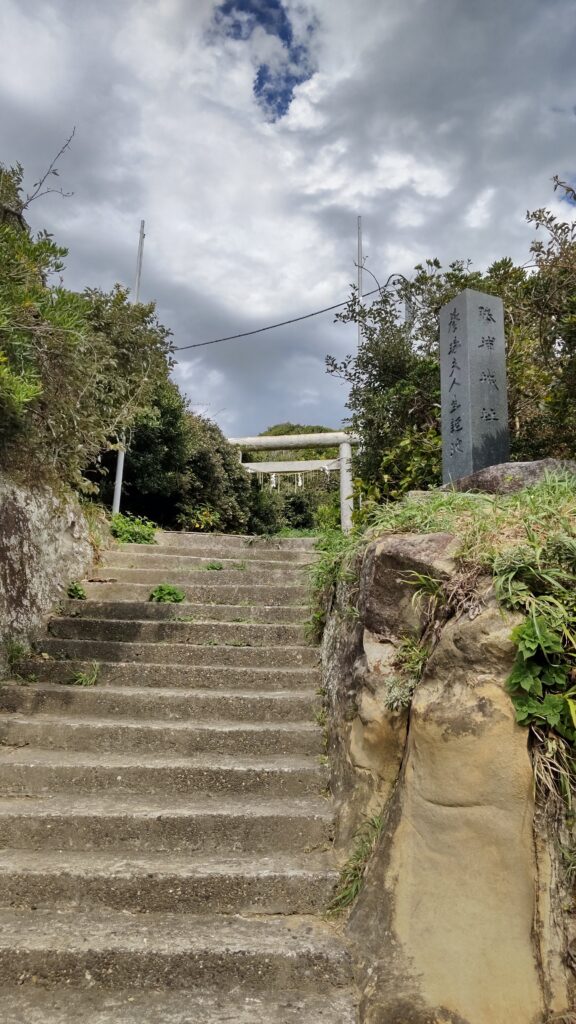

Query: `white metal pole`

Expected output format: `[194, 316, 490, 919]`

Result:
[339, 441, 353, 533]
[357, 215, 363, 349]
[112, 220, 145, 515]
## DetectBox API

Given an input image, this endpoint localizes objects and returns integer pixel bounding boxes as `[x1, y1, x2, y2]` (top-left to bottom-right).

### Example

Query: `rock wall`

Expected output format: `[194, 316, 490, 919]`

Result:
[0, 472, 93, 674]
[323, 532, 574, 1023]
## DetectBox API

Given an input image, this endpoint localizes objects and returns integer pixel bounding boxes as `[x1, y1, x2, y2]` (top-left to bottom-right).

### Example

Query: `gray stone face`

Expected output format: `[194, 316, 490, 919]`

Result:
[440, 288, 509, 484]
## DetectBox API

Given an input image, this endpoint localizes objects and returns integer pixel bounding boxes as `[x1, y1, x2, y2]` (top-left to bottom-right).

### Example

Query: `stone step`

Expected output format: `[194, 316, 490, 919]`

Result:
[20, 660, 321, 690]
[81, 581, 309, 605]
[0, 908, 351, 992]
[0, 682, 318, 722]
[157, 530, 317, 552]
[103, 551, 311, 573]
[0, 715, 322, 757]
[48, 616, 307, 647]
[0, 985, 357, 1023]
[88, 566, 306, 586]
[0, 748, 325, 798]
[0, 849, 337, 915]
[0, 793, 333, 853]
[35, 637, 319, 668]
[62, 600, 308, 624]
[110, 544, 314, 565]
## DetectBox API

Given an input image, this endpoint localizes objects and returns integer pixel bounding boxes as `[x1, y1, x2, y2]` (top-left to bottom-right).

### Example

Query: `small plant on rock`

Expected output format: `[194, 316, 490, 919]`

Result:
[67, 581, 86, 600]
[111, 512, 156, 544]
[149, 583, 186, 603]
[204, 561, 224, 571]
[328, 815, 384, 912]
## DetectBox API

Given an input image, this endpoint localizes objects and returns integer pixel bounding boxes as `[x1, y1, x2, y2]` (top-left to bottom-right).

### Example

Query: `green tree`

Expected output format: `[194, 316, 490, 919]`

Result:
[0, 163, 172, 489]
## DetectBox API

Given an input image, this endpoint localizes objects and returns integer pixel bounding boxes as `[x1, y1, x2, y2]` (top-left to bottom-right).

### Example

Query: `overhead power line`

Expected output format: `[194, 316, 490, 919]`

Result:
[173, 286, 382, 352]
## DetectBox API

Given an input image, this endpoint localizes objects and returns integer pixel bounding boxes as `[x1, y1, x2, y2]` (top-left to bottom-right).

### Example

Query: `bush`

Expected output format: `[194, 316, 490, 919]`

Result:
[247, 481, 286, 535]
[149, 584, 185, 603]
[111, 512, 156, 544]
[0, 164, 173, 489]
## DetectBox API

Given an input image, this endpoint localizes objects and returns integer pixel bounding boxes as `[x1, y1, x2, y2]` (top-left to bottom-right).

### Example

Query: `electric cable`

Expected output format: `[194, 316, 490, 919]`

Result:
[173, 287, 383, 351]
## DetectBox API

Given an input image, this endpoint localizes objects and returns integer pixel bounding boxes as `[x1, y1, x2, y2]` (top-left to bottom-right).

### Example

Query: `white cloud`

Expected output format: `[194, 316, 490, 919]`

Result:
[2, 0, 575, 436]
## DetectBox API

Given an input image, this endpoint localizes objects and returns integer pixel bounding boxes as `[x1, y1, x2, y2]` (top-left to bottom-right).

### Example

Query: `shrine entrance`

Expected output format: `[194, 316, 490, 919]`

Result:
[228, 431, 358, 531]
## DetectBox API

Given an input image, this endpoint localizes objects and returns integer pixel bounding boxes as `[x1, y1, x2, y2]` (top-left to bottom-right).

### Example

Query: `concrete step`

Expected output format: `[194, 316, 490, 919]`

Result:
[81, 581, 309, 605]
[20, 660, 321, 690]
[106, 547, 313, 568]
[0, 849, 337, 915]
[35, 637, 319, 668]
[88, 566, 307, 586]
[0, 682, 318, 722]
[0, 908, 351, 992]
[0, 985, 357, 1023]
[157, 530, 317, 552]
[48, 616, 307, 647]
[0, 748, 326, 798]
[62, 600, 308, 624]
[0, 714, 322, 757]
[0, 793, 333, 853]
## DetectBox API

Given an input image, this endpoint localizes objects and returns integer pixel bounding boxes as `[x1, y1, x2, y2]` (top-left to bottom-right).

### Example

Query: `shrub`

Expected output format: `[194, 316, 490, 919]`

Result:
[111, 512, 156, 544]
[149, 584, 185, 603]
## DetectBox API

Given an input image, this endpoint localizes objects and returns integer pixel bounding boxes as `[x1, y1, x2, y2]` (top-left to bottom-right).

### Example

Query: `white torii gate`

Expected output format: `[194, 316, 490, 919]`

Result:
[228, 432, 359, 532]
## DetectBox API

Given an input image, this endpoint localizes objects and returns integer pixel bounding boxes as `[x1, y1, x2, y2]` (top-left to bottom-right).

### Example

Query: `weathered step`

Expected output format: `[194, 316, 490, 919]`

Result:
[0, 715, 322, 757]
[0, 793, 333, 853]
[88, 566, 306, 585]
[106, 546, 313, 567]
[81, 581, 309, 605]
[0, 985, 357, 1024]
[157, 530, 317, 552]
[0, 682, 318, 723]
[0, 908, 351, 992]
[48, 616, 306, 647]
[0, 849, 337, 915]
[0, 748, 325, 798]
[19, 660, 321, 691]
[35, 637, 319, 668]
[62, 600, 308, 624]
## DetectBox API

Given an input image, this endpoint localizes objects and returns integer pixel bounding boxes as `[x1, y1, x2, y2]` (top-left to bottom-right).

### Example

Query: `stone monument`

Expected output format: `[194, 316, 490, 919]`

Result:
[440, 288, 509, 484]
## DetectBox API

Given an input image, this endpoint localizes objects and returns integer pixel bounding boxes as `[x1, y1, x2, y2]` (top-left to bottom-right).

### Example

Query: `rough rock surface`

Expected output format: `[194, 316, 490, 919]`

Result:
[323, 531, 574, 1021]
[0, 473, 92, 673]
[448, 458, 576, 494]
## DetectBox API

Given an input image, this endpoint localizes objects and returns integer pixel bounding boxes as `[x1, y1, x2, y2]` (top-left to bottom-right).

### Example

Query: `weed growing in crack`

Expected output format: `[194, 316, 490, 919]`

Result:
[69, 662, 99, 687]
[328, 815, 384, 912]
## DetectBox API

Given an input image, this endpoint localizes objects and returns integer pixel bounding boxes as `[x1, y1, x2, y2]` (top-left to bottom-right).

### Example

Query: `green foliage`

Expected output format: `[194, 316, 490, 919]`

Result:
[204, 561, 224, 571]
[178, 505, 221, 532]
[307, 528, 364, 641]
[0, 163, 173, 489]
[328, 815, 384, 912]
[69, 662, 99, 687]
[2, 637, 29, 673]
[247, 480, 286, 535]
[148, 584, 185, 603]
[111, 512, 156, 544]
[67, 581, 86, 600]
[493, 531, 576, 745]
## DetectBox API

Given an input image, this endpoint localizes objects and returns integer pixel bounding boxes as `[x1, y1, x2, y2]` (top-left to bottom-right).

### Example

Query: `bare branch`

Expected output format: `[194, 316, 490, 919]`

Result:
[23, 127, 76, 209]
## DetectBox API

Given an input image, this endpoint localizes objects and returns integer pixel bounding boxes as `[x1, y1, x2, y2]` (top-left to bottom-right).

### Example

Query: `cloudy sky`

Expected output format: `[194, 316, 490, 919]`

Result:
[1, 0, 575, 436]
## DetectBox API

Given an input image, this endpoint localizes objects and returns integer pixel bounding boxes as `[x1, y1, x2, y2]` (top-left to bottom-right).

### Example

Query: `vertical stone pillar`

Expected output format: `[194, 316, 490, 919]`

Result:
[339, 441, 353, 532]
[440, 288, 509, 484]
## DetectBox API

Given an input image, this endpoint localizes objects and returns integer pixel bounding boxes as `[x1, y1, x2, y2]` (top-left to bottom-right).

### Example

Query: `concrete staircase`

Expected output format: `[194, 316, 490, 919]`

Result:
[0, 533, 357, 1022]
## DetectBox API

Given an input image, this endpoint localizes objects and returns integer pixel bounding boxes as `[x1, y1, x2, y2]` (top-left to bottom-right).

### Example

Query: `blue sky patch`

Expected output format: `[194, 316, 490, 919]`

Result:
[212, 0, 317, 120]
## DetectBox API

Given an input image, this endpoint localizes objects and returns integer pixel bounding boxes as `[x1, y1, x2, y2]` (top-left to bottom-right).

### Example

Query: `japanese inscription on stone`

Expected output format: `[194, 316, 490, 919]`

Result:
[440, 288, 509, 483]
